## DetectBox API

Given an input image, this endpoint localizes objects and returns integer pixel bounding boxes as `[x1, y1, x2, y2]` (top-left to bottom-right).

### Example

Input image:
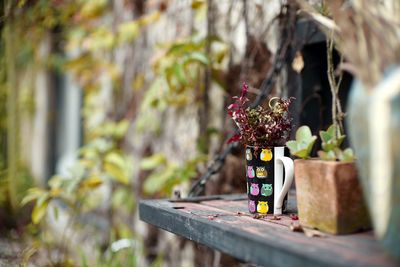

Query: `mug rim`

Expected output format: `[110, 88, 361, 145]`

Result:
[246, 145, 285, 149]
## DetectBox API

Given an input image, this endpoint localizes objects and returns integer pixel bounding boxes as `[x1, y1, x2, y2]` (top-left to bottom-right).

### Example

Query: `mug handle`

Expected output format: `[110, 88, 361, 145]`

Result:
[275, 156, 294, 214]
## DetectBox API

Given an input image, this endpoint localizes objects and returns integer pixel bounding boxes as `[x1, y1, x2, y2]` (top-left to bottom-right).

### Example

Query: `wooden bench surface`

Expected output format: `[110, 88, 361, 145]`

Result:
[139, 194, 399, 267]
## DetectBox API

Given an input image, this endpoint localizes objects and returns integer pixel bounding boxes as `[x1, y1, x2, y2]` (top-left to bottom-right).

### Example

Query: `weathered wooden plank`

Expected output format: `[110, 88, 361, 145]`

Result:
[172, 200, 391, 266]
[139, 195, 399, 267]
[196, 199, 395, 266]
[139, 199, 320, 267]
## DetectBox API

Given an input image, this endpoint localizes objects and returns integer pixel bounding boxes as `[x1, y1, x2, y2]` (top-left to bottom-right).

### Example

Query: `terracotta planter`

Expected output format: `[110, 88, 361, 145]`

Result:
[294, 159, 371, 234]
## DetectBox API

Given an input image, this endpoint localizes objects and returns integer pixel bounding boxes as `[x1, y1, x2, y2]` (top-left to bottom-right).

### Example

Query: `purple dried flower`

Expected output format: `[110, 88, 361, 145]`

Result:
[228, 82, 294, 147]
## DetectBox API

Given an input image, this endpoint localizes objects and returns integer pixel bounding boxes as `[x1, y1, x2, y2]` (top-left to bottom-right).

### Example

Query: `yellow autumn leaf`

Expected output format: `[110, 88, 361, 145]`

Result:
[50, 188, 63, 197]
[81, 176, 103, 189]
[137, 11, 161, 27]
[104, 162, 129, 185]
[80, 0, 108, 20]
[191, 0, 205, 10]
[132, 74, 145, 91]
[114, 119, 130, 138]
[118, 21, 140, 43]
[32, 200, 49, 224]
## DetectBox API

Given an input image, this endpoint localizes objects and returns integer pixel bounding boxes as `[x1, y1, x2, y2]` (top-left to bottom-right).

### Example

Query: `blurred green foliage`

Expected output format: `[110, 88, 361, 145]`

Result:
[2, 0, 224, 265]
[141, 153, 208, 195]
[0, 27, 7, 208]
[147, 35, 227, 108]
[23, 118, 140, 266]
[0, 0, 36, 218]
[3, 0, 147, 265]
[23, 119, 134, 222]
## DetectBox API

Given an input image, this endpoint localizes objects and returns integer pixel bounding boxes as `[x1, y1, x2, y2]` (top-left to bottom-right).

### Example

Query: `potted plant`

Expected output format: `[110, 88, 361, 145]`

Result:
[228, 82, 295, 215]
[286, 125, 370, 234]
[297, 0, 400, 256]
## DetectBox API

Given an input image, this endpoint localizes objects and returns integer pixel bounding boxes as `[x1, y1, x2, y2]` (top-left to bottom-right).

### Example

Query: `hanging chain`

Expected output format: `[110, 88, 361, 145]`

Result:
[188, 3, 296, 197]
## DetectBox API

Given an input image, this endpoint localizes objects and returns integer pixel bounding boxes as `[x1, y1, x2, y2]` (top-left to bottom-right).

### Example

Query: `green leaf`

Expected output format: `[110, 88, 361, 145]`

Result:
[94, 138, 113, 153]
[319, 131, 332, 143]
[140, 154, 167, 170]
[53, 206, 59, 221]
[167, 43, 198, 56]
[143, 166, 175, 195]
[293, 148, 311, 159]
[104, 163, 129, 185]
[80, 251, 89, 267]
[320, 124, 346, 152]
[36, 193, 50, 207]
[338, 148, 355, 162]
[317, 150, 336, 161]
[295, 126, 313, 141]
[112, 188, 135, 211]
[104, 152, 131, 185]
[66, 179, 80, 195]
[306, 136, 317, 154]
[326, 124, 336, 136]
[286, 140, 298, 153]
[286, 126, 317, 159]
[172, 63, 187, 85]
[21, 194, 37, 207]
[87, 27, 115, 50]
[183, 52, 209, 66]
[343, 148, 354, 156]
[48, 175, 63, 190]
[322, 142, 335, 152]
[21, 188, 47, 206]
[118, 21, 140, 43]
[143, 155, 205, 195]
[105, 152, 125, 168]
[343, 148, 355, 161]
[32, 199, 49, 224]
[114, 119, 130, 138]
[337, 135, 346, 146]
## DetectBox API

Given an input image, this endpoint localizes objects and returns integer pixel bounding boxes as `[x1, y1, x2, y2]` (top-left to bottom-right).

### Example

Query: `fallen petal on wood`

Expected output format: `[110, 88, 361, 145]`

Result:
[290, 222, 303, 232]
[271, 215, 281, 220]
[303, 228, 326, 238]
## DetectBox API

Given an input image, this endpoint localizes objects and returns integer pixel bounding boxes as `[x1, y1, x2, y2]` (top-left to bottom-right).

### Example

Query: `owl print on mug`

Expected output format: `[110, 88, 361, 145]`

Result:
[248, 200, 256, 213]
[260, 148, 273, 162]
[261, 184, 273, 196]
[256, 166, 267, 178]
[246, 148, 252, 161]
[250, 183, 259, 196]
[247, 166, 255, 178]
[257, 201, 269, 214]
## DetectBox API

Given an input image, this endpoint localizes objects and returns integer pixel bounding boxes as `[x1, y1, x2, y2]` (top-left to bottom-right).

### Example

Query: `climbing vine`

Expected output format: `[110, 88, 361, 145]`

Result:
[1, 0, 287, 266]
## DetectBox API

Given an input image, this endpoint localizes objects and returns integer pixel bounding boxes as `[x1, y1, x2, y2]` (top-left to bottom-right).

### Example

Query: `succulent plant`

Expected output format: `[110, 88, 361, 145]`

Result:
[319, 125, 345, 152]
[286, 126, 317, 159]
[286, 125, 355, 162]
